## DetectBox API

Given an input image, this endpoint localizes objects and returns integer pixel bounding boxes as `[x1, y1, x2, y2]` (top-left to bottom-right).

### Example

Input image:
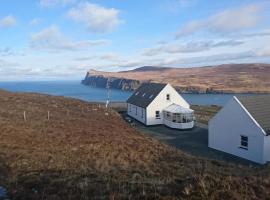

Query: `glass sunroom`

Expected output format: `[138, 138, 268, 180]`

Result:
[163, 104, 195, 129]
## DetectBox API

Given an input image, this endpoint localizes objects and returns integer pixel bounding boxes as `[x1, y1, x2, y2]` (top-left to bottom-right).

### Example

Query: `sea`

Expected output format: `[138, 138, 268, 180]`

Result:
[0, 80, 261, 106]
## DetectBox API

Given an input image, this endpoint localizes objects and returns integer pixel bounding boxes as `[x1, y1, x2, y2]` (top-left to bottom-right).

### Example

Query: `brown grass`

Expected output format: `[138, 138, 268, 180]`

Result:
[0, 90, 270, 199]
[191, 105, 221, 124]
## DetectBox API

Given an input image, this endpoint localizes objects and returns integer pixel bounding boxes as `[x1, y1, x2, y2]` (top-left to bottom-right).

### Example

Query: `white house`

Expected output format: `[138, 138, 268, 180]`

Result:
[127, 82, 195, 129]
[209, 95, 270, 164]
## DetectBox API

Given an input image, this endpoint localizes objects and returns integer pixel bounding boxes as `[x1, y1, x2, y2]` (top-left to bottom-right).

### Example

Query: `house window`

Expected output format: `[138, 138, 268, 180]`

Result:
[142, 109, 144, 118]
[166, 94, 170, 100]
[135, 107, 137, 115]
[240, 135, 248, 149]
[129, 104, 131, 112]
[155, 111, 160, 119]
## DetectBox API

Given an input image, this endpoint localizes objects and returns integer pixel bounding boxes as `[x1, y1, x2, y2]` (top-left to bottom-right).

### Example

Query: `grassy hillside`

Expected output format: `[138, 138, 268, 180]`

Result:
[0, 90, 270, 199]
[88, 63, 270, 93]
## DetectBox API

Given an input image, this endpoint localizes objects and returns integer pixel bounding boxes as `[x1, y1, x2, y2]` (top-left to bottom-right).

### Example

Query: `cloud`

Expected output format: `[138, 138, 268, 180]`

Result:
[143, 40, 244, 56]
[162, 0, 197, 14]
[0, 47, 14, 56]
[241, 29, 270, 38]
[74, 56, 96, 61]
[30, 18, 42, 26]
[176, 4, 262, 38]
[0, 59, 18, 67]
[30, 25, 110, 51]
[0, 15, 17, 28]
[140, 51, 258, 67]
[174, 52, 256, 65]
[99, 53, 121, 62]
[39, 0, 77, 7]
[256, 48, 270, 57]
[67, 2, 121, 33]
[74, 53, 121, 62]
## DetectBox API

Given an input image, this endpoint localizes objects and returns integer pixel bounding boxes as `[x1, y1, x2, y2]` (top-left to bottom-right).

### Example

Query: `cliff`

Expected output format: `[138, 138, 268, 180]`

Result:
[82, 70, 143, 91]
[82, 64, 270, 93]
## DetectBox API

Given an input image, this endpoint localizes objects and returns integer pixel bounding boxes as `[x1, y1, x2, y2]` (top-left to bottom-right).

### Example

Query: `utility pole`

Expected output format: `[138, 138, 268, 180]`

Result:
[106, 78, 111, 108]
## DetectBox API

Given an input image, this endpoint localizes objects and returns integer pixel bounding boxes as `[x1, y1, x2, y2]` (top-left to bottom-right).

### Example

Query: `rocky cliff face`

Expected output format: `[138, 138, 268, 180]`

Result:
[82, 71, 142, 91]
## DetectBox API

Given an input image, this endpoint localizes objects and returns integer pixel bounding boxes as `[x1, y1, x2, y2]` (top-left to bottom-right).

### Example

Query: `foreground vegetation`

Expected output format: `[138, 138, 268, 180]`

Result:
[0, 90, 270, 199]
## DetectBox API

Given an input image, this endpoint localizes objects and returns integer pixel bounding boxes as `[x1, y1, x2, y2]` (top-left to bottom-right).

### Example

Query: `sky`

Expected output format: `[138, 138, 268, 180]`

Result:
[0, 0, 270, 81]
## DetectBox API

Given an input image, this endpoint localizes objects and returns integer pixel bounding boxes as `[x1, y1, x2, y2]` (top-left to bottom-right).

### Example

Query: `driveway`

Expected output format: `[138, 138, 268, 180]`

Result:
[133, 121, 256, 165]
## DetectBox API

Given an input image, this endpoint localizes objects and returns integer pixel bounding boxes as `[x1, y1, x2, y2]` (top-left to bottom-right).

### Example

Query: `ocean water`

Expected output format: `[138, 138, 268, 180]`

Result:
[0, 81, 260, 106]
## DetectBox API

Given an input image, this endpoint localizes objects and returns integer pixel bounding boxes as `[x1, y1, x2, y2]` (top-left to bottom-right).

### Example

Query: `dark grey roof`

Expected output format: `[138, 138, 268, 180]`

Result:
[237, 95, 270, 135]
[127, 83, 167, 108]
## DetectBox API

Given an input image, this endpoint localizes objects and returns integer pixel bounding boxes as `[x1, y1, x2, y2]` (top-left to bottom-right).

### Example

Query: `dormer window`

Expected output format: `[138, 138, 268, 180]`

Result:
[135, 92, 139, 96]
[142, 93, 146, 97]
[149, 95, 153, 99]
[166, 94, 170, 101]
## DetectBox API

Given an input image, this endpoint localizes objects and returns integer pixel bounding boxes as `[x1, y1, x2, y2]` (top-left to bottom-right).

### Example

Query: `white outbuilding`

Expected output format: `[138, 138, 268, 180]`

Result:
[209, 95, 270, 164]
[127, 82, 195, 129]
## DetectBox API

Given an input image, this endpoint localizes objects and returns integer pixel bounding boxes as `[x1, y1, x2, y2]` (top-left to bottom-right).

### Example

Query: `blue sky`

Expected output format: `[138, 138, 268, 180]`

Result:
[0, 0, 270, 80]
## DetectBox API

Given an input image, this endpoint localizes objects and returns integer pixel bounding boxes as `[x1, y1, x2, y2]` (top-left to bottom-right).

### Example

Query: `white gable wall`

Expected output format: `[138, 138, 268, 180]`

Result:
[146, 84, 190, 125]
[209, 97, 266, 164]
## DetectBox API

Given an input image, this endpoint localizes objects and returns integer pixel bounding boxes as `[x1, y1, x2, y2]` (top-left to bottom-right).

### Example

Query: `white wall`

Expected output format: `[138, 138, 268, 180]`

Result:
[209, 97, 266, 164]
[164, 119, 194, 129]
[263, 136, 270, 163]
[146, 84, 190, 125]
[127, 103, 146, 124]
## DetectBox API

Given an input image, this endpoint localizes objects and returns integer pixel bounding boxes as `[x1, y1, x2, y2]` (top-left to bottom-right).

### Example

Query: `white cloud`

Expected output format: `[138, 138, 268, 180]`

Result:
[39, 0, 77, 7]
[68, 2, 121, 33]
[0, 15, 17, 28]
[176, 4, 262, 38]
[143, 40, 244, 56]
[30, 18, 42, 26]
[241, 29, 270, 38]
[256, 48, 270, 57]
[162, 0, 197, 14]
[0, 47, 14, 56]
[100, 53, 121, 62]
[30, 25, 110, 51]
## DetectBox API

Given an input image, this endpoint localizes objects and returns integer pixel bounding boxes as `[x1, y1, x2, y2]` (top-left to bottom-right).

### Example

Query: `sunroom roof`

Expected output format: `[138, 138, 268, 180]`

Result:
[164, 104, 193, 114]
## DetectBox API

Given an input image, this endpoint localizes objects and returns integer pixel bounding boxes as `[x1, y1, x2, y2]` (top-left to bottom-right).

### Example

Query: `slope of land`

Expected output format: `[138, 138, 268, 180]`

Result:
[82, 63, 270, 93]
[0, 90, 270, 199]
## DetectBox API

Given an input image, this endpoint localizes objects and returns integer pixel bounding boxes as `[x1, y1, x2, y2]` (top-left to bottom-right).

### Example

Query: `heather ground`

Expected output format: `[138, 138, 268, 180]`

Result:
[0, 90, 270, 199]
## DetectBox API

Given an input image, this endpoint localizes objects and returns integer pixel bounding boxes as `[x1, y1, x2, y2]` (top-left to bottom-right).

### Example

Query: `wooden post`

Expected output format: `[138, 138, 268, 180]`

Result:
[23, 111, 26, 122]
[47, 111, 50, 121]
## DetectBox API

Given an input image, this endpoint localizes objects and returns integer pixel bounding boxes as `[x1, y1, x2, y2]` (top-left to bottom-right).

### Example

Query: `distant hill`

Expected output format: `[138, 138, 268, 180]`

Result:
[121, 66, 169, 72]
[83, 63, 270, 93]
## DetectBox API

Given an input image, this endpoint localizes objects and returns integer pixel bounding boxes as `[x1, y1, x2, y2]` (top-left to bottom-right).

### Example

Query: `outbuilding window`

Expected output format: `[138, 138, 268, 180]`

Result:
[155, 111, 160, 119]
[240, 135, 248, 149]
[166, 94, 170, 101]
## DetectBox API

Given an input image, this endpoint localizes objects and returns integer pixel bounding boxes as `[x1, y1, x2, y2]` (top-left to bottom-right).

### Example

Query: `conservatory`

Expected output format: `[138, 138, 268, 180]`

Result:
[163, 104, 195, 129]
